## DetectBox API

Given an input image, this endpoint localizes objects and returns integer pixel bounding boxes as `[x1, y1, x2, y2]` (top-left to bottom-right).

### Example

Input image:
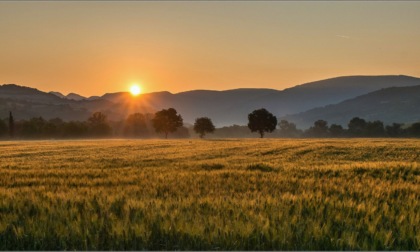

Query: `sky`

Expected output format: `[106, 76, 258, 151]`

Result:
[1, 1, 420, 97]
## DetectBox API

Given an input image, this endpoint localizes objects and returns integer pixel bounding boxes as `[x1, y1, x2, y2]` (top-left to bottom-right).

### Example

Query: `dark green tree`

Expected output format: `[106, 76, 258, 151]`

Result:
[329, 124, 345, 137]
[88, 112, 112, 137]
[247, 108, 277, 138]
[124, 113, 147, 137]
[152, 108, 183, 139]
[278, 120, 301, 138]
[348, 117, 367, 136]
[407, 122, 420, 137]
[306, 120, 329, 137]
[0, 119, 7, 137]
[45, 118, 64, 138]
[366, 120, 385, 137]
[194, 117, 216, 138]
[21, 117, 47, 138]
[8, 111, 14, 138]
[63, 121, 89, 138]
[385, 123, 404, 137]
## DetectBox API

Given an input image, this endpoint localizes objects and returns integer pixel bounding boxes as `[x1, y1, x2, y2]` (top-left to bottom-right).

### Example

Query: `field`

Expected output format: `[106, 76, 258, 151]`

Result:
[0, 139, 419, 250]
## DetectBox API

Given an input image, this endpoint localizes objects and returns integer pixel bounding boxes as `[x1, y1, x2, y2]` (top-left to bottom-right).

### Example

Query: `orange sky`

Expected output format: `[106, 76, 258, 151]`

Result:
[1, 1, 420, 97]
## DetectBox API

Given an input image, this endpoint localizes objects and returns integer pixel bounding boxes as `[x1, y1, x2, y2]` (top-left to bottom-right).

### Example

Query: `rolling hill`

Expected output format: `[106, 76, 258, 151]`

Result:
[282, 85, 420, 128]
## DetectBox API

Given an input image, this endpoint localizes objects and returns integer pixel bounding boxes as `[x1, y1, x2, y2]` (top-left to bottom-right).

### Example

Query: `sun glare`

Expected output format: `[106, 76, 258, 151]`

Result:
[130, 84, 141, 96]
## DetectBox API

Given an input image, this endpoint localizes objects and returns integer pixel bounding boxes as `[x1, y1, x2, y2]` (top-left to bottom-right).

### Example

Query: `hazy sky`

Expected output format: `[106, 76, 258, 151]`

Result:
[1, 1, 420, 96]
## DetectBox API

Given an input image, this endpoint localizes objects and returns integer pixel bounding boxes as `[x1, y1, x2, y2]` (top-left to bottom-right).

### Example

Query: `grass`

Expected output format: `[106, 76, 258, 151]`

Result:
[0, 138, 419, 250]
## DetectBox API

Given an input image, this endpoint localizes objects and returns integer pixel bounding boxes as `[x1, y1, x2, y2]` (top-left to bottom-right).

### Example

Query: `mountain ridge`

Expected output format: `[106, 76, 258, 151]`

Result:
[282, 84, 420, 128]
[2, 75, 420, 126]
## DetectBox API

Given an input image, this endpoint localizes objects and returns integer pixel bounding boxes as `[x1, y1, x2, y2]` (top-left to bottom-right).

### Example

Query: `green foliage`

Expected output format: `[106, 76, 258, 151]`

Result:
[348, 117, 367, 136]
[152, 108, 183, 139]
[329, 124, 344, 137]
[8, 111, 14, 138]
[88, 112, 112, 137]
[193, 117, 215, 138]
[247, 108, 277, 138]
[1, 139, 419, 250]
[305, 119, 329, 137]
[278, 120, 301, 138]
[0, 119, 7, 137]
[124, 113, 148, 137]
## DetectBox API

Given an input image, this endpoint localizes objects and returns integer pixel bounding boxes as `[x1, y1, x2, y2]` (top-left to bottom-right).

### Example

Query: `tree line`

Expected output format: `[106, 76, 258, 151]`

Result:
[0, 109, 211, 139]
[1, 107, 420, 139]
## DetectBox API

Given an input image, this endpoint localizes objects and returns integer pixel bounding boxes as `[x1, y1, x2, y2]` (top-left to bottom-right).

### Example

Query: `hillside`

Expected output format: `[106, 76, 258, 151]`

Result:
[283, 85, 420, 128]
[98, 75, 420, 126]
[247, 75, 420, 115]
[2, 75, 420, 125]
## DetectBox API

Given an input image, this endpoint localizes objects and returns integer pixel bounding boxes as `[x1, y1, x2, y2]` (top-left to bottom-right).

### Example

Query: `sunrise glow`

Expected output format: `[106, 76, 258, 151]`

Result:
[130, 84, 141, 96]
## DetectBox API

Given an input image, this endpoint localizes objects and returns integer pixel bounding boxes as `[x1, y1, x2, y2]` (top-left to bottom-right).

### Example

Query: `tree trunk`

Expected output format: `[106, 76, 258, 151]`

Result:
[165, 132, 168, 139]
[260, 131, 264, 138]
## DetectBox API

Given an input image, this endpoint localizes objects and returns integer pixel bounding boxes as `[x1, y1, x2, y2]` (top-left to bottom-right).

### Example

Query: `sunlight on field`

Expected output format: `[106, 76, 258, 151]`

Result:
[0, 139, 419, 250]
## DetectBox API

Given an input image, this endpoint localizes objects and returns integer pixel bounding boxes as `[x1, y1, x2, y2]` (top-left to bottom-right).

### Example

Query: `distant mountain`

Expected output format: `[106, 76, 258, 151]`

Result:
[0, 84, 107, 121]
[50, 91, 86, 101]
[49, 91, 66, 99]
[2, 75, 420, 126]
[282, 85, 420, 129]
[245, 75, 420, 117]
[87, 96, 100, 101]
[66, 93, 86, 101]
[99, 89, 281, 126]
[93, 76, 420, 126]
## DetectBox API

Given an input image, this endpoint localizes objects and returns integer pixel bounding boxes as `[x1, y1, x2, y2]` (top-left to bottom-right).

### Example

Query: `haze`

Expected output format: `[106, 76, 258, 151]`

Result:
[1, 1, 420, 96]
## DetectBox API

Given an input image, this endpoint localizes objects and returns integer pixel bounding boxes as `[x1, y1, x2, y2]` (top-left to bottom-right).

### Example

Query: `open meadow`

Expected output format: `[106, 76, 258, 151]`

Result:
[0, 138, 419, 250]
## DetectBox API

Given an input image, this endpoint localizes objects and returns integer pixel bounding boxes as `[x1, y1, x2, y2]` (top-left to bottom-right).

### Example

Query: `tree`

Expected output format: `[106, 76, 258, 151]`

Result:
[329, 124, 344, 137]
[305, 120, 329, 137]
[407, 122, 420, 137]
[88, 112, 112, 137]
[8, 111, 14, 138]
[63, 121, 89, 138]
[278, 120, 301, 138]
[152, 108, 183, 139]
[0, 119, 7, 137]
[366, 120, 385, 137]
[21, 117, 47, 138]
[348, 117, 367, 136]
[124, 113, 147, 137]
[385, 123, 404, 137]
[247, 108, 277, 138]
[43, 118, 64, 138]
[194, 117, 215, 138]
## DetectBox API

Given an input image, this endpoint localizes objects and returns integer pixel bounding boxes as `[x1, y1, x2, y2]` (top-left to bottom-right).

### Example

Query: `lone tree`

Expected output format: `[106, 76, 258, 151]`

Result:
[8, 111, 14, 138]
[152, 108, 183, 139]
[247, 108, 277, 138]
[194, 117, 215, 138]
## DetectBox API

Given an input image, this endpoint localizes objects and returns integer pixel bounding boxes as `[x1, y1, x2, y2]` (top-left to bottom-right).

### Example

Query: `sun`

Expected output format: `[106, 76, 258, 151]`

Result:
[130, 84, 141, 96]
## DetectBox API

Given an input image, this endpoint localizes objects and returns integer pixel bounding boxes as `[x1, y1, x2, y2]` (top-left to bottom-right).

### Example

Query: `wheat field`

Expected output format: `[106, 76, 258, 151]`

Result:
[0, 139, 419, 250]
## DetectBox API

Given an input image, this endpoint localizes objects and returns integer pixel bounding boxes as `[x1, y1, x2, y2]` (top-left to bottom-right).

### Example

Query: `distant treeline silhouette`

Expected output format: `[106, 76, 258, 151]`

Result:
[1, 108, 420, 139]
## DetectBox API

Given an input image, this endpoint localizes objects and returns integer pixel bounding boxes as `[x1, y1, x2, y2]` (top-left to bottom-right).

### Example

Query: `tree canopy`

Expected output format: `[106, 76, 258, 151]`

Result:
[152, 108, 183, 139]
[124, 113, 147, 137]
[247, 108, 277, 138]
[194, 117, 215, 138]
[87, 112, 112, 137]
